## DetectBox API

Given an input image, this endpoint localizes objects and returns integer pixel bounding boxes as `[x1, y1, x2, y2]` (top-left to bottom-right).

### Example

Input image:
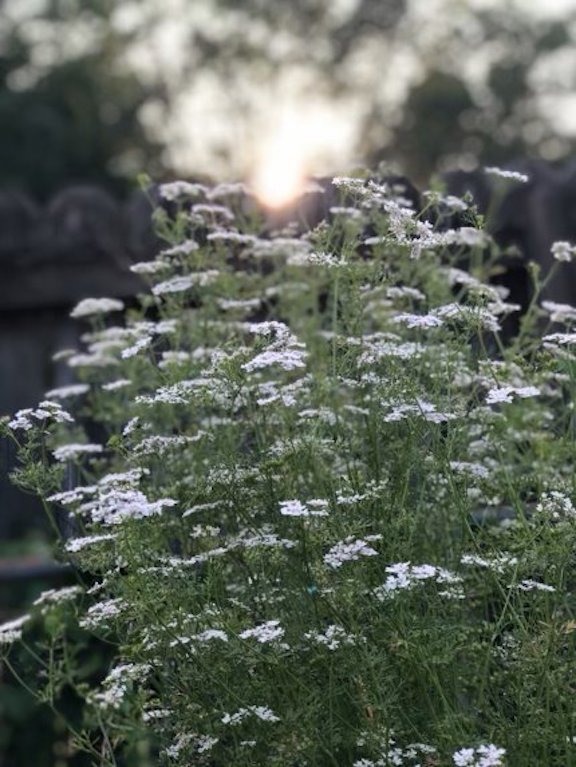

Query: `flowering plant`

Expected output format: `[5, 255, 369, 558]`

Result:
[2, 173, 576, 766]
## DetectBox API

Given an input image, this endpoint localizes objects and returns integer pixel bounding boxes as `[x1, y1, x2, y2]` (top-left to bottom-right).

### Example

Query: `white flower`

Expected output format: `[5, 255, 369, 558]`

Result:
[453, 743, 506, 766]
[194, 629, 229, 642]
[279, 499, 329, 517]
[192, 203, 234, 222]
[485, 385, 539, 404]
[87, 489, 177, 526]
[332, 175, 365, 191]
[90, 662, 150, 710]
[161, 239, 200, 257]
[517, 579, 555, 593]
[0, 614, 29, 645]
[208, 230, 257, 245]
[442, 227, 491, 248]
[130, 259, 170, 274]
[541, 300, 576, 323]
[461, 553, 518, 573]
[8, 401, 74, 431]
[65, 533, 116, 553]
[392, 313, 443, 329]
[44, 384, 90, 400]
[542, 331, 576, 347]
[374, 562, 463, 600]
[70, 297, 124, 318]
[450, 461, 490, 479]
[33, 586, 82, 608]
[222, 706, 280, 725]
[324, 536, 380, 568]
[288, 250, 347, 268]
[386, 286, 426, 301]
[243, 348, 308, 372]
[303, 624, 361, 650]
[158, 181, 207, 200]
[152, 271, 220, 296]
[52, 443, 103, 462]
[239, 620, 285, 643]
[485, 166, 529, 183]
[207, 181, 248, 198]
[551, 241, 576, 263]
[102, 378, 131, 391]
[536, 490, 576, 521]
[79, 598, 126, 630]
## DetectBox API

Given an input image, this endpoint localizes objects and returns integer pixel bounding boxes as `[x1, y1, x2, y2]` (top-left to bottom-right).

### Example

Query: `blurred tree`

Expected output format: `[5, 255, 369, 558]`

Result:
[0, 0, 166, 200]
[2, 0, 576, 193]
[382, 5, 576, 180]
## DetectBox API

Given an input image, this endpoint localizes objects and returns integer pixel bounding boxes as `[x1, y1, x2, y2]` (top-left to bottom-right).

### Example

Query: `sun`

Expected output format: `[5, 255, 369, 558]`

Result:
[249, 104, 356, 210]
[251, 118, 308, 210]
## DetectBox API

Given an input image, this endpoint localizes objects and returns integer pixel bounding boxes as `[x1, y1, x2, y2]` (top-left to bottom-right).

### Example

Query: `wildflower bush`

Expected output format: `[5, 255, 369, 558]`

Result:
[2, 172, 576, 766]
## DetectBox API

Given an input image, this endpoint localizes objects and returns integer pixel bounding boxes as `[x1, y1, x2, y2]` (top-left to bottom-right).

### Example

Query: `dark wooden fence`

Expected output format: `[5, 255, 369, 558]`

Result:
[0, 186, 158, 540]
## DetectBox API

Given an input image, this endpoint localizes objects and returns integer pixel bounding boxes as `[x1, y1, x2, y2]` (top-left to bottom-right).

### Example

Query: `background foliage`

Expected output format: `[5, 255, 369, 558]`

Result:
[1, 0, 576, 196]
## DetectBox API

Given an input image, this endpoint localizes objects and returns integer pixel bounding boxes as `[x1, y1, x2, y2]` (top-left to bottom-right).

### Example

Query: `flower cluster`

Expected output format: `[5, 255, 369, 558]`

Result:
[4, 171, 576, 767]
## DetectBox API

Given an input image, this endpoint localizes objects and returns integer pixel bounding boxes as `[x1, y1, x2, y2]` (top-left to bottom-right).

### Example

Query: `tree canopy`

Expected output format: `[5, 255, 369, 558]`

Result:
[2, 0, 576, 195]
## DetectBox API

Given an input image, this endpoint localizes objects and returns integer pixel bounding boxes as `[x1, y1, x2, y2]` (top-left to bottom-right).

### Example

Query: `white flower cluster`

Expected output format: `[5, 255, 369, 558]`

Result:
[133, 432, 208, 456]
[158, 181, 207, 200]
[130, 258, 171, 275]
[536, 490, 576, 521]
[541, 300, 576, 323]
[485, 166, 529, 183]
[52, 443, 104, 462]
[152, 271, 220, 296]
[33, 586, 82, 610]
[242, 321, 308, 373]
[0, 614, 30, 646]
[386, 286, 426, 301]
[383, 398, 458, 424]
[161, 239, 200, 257]
[102, 378, 132, 391]
[392, 312, 444, 329]
[354, 734, 437, 767]
[287, 250, 347, 268]
[449, 461, 490, 479]
[423, 189, 469, 212]
[164, 732, 218, 759]
[44, 383, 90, 400]
[323, 536, 381, 568]
[8, 400, 74, 431]
[373, 562, 464, 601]
[279, 499, 329, 518]
[90, 662, 150, 710]
[516, 579, 555, 593]
[65, 533, 116, 553]
[485, 385, 539, 405]
[80, 598, 126, 631]
[70, 297, 125, 319]
[191, 202, 234, 223]
[248, 237, 313, 260]
[88, 489, 177, 526]
[461, 553, 518, 573]
[221, 706, 280, 725]
[303, 624, 362, 650]
[238, 620, 285, 644]
[453, 743, 506, 766]
[358, 338, 425, 365]
[551, 240, 576, 263]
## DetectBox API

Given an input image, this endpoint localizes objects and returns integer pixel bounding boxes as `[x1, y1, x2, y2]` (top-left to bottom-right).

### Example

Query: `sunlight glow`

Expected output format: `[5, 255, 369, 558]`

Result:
[250, 105, 357, 210]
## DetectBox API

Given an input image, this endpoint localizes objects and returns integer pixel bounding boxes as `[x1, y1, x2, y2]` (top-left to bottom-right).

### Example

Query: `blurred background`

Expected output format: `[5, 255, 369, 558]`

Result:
[2, 0, 576, 763]
[3, 0, 576, 197]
